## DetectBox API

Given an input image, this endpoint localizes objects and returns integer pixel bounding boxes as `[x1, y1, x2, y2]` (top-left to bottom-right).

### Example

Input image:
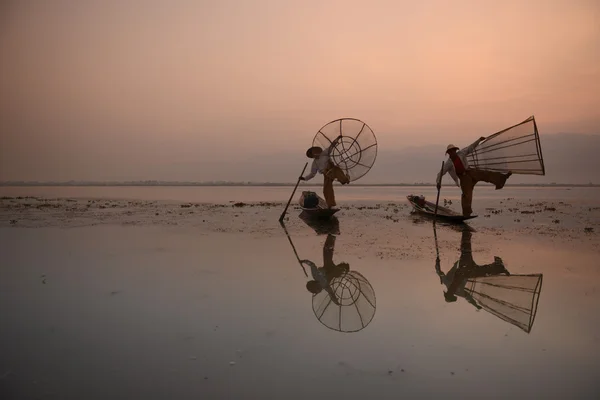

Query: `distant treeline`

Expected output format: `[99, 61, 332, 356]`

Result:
[1, 181, 598, 187]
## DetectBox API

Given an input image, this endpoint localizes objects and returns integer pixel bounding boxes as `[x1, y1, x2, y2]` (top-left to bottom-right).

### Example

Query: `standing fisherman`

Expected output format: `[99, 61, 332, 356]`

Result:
[437, 137, 512, 216]
[300, 135, 350, 208]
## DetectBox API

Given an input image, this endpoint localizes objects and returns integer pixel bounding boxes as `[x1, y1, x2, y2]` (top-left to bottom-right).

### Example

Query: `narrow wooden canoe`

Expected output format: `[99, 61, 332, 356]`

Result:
[407, 194, 477, 222]
[299, 191, 340, 219]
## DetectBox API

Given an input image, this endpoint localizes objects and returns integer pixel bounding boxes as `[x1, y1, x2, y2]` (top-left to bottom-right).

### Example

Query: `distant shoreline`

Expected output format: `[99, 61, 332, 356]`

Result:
[1, 182, 598, 188]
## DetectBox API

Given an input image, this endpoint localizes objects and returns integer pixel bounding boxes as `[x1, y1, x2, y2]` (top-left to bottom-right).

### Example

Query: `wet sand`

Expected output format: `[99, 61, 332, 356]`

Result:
[1, 194, 599, 254]
[1, 195, 599, 399]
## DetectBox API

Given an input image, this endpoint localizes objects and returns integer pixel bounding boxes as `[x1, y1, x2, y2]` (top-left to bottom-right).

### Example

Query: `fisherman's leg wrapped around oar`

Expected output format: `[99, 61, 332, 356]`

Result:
[322, 161, 350, 208]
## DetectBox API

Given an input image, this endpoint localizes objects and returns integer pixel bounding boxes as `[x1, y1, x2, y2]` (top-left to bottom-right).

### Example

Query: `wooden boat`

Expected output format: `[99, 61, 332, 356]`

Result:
[407, 194, 477, 222]
[299, 191, 340, 219]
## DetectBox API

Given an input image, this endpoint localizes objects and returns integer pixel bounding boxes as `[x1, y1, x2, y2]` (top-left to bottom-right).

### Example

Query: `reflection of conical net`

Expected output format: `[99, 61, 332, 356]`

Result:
[467, 116, 545, 175]
[312, 118, 377, 182]
[465, 274, 543, 333]
[312, 271, 376, 332]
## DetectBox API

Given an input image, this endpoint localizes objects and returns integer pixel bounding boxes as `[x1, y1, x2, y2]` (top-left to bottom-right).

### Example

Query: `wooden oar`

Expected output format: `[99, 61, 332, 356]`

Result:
[279, 162, 308, 222]
[433, 161, 444, 222]
[279, 221, 308, 277]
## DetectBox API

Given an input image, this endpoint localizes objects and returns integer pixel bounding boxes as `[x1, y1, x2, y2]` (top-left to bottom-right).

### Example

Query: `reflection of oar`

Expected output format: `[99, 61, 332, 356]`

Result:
[433, 222, 444, 284]
[279, 162, 309, 222]
[434, 161, 444, 222]
[433, 222, 440, 260]
[279, 221, 309, 277]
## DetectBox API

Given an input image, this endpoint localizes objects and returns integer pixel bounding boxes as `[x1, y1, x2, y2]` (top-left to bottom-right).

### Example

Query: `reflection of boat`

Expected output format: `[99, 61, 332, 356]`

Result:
[434, 223, 543, 333]
[299, 212, 340, 235]
[299, 191, 340, 219]
[280, 222, 376, 333]
[408, 194, 477, 222]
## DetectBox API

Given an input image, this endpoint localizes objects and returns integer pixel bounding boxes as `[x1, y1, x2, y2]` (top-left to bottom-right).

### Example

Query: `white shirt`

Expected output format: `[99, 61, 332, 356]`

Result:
[303, 145, 333, 181]
[437, 138, 483, 187]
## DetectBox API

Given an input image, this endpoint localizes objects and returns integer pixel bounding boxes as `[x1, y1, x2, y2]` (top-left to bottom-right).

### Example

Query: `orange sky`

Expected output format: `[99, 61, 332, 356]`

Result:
[1, 0, 599, 181]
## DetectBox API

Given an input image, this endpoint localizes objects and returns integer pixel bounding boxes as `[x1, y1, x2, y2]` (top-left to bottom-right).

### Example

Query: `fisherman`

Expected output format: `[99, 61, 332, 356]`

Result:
[435, 228, 510, 308]
[301, 235, 349, 305]
[300, 135, 350, 208]
[437, 137, 512, 216]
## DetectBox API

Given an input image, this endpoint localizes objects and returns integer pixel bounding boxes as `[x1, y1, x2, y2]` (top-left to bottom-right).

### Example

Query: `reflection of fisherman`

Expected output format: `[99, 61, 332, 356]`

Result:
[435, 228, 510, 309]
[301, 234, 349, 305]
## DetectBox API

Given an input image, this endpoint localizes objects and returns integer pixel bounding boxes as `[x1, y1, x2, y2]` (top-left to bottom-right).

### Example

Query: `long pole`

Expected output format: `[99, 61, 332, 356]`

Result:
[433, 161, 444, 222]
[279, 162, 308, 222]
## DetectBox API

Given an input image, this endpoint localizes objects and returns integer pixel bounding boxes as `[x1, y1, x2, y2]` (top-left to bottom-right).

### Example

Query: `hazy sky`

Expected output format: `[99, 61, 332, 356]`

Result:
[1, 0, 599, 181]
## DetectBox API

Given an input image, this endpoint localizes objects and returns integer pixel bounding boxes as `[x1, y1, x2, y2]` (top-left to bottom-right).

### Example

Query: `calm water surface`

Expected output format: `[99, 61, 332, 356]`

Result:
[1, 222, 598, 399]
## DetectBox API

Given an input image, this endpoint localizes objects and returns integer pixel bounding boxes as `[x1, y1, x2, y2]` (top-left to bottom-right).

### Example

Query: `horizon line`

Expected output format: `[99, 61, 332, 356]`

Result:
[0, 181, 598, 188]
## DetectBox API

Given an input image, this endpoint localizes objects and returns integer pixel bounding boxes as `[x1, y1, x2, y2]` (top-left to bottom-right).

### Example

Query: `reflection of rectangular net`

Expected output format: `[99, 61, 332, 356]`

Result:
[467, 116, 545, 175]
[465, 274, 543, 333]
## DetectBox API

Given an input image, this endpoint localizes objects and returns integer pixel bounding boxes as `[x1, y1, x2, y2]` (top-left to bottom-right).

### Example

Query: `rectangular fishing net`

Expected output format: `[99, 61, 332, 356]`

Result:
[467, 116, 545, 175]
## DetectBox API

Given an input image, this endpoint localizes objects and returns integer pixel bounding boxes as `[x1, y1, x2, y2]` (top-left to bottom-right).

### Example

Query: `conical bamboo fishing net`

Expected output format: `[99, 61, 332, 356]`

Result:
[312, 118, 378, 182]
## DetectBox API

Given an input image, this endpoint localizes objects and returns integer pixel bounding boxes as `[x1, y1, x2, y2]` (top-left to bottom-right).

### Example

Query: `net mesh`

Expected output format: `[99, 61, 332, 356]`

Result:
[465, 273, 543, 333]
[312, 118, 378, 182]
[467, 116, 545, 175]
[312, 270, 376, 332]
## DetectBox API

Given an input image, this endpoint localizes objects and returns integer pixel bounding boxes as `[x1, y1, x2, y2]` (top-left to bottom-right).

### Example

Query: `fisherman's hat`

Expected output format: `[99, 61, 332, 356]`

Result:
[445, 144, 460, 154]
[306, 146, 322, 157]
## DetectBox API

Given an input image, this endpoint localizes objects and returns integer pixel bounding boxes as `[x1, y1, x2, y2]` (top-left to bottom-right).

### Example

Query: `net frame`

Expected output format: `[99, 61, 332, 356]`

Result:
[312, 118, 378, 182]
[467, 116, 546, 175]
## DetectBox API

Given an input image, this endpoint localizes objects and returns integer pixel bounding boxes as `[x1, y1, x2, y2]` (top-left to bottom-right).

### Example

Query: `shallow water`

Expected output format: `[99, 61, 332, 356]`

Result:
[1, 222, 599, 399]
